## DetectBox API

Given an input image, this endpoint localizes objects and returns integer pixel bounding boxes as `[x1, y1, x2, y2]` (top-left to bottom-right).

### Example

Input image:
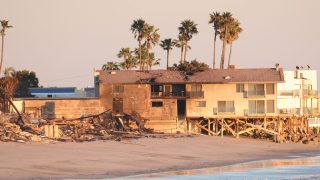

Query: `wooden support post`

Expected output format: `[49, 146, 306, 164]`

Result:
[264, 116, 267, 128]
[236, 119, 239, 139]
[221, 119, 224, 137]
[208, 119, 211, 136]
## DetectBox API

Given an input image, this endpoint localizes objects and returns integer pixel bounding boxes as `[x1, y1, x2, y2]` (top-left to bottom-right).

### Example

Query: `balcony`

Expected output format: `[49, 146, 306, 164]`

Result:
[151, 91, 204, 99]
[186, 91, 204, 98]
[278, 90, 300, 97]
[151, 91, 186, 98]
[303, 89, 318, 97]
[244, 90, 265, 98]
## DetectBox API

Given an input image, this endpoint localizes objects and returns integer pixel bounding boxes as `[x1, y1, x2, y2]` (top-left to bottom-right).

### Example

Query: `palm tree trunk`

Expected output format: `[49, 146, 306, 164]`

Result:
[183, 42, 188, 62]
[166, 49, 170, 70]
[228, 42, 233, 68]
[0, 35, 4, 75]
[220, 25, 228, 69]
[180, 46, 184, 64]
[139, 40, 142, 71]
[213, 33, 217, 69]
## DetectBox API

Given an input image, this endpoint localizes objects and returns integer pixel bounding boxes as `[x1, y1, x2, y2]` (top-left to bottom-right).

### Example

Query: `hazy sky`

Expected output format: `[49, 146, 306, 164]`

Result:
[0, 0, 319, 87]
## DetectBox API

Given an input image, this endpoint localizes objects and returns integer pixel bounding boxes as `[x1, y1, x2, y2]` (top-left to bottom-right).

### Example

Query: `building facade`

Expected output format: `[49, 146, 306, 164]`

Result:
[277, 70, 318, 115]
[98, 68, 284, 131]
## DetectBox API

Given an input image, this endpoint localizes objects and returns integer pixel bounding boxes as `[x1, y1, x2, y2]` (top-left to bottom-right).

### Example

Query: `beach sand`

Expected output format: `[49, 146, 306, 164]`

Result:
[0, 135, 319, 179]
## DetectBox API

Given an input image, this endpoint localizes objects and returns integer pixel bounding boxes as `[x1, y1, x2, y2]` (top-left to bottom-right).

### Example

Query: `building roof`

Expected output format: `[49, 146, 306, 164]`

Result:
[29, 87, 76, 94]
[98, 68, 284, 84]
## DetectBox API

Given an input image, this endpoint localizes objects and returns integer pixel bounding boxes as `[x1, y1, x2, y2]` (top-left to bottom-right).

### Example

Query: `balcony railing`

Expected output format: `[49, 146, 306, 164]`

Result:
[303, 89, 318, 97]
[244, 90, 265, 98]
[151, 91, 204, 98]
[186, 91, 204, 98]
[278, 90, 300, 96]
[151, 91, 186, 98]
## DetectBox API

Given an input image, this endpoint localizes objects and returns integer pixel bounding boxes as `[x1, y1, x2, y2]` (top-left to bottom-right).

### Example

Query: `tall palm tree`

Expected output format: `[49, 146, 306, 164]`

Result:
[160, 38, 175, 69]
[144, 24, 160, 70]
[219, 12, 233, 69]
[209, 12, 223, 69]
[226, 20, 242, 67]
[174, 35, 191, 64]
[131, 19, 146, 71]
[178, 20, 198, 62]
[102, 62, 120, 70]
[0, 20, 13, 75]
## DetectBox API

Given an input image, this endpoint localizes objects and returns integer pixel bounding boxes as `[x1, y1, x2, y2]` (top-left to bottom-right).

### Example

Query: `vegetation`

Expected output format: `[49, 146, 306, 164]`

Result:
[172, 59, 209, 76]
[104, 12, 242, 71]
[209, 12, 242, 69]
[160, 38, 175, 69]
[0, 67, 19, 112]
[117, 48, 138, 70]
[0, 20, 13, 75]
[14, 70, 39, 97]
[102, 62, 120, 70]
[178, 20, 198, 62]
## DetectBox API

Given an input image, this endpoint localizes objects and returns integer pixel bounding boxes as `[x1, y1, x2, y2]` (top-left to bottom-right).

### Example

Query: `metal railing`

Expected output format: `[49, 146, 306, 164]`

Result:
[278, 90, 300, 96]
[308, 118, 320, 127]
[186, 91, 204, 98]
[151, 91, 186, 98]
[244, 90, 265, 98]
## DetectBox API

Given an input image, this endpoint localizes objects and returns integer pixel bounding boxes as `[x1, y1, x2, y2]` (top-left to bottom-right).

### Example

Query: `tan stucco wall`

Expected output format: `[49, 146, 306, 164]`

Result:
[186, 83, 278, 117]
[99, 84, 177, 119]
[22, 98, 104, 119]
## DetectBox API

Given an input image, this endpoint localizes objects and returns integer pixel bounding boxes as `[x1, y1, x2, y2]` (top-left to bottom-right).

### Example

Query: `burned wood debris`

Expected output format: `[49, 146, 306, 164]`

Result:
[0, 110, 186, 143]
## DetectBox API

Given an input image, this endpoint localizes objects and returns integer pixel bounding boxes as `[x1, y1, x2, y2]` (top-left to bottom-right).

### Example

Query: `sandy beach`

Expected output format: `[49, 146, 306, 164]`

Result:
[0, 135, 319, 180]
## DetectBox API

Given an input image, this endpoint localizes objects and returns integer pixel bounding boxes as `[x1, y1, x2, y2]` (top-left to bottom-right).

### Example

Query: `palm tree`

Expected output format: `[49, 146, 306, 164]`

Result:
[144, 24, 160, 70]
[219, 12, 233, 69]
[131, 19, 146, 71]
[117, 47, 130, 61]
[160, 38, 175, 69]
[101, 62, 120, 70]
[0, 20, 13, 75]
[174, 35, 191, 64]
[146, 52, 160, 70]
[178, 20, 198, 62]
[209, 12, 223, 69]
[226, 20, 242, 67]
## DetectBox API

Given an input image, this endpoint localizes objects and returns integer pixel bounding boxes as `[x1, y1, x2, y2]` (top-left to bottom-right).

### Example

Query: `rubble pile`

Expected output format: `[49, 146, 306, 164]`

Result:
[0, 110, 174, 143]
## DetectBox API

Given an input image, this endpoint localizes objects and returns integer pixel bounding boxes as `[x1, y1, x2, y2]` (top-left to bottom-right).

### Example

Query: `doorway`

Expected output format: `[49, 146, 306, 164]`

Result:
[112, 98, 123, 114]
[177, 100, 186, 119]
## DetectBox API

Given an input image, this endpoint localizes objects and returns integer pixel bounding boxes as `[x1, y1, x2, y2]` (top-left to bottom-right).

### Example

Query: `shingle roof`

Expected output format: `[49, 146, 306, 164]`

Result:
[98, 68, 284, 84]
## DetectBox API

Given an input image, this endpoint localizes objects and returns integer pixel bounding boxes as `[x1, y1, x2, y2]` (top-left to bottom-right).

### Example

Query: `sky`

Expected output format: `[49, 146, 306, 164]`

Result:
[0, 0, 319, 87]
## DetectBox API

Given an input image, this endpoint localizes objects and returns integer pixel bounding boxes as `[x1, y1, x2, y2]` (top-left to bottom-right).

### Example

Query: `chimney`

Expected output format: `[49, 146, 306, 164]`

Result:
[275, 63, 280, 71]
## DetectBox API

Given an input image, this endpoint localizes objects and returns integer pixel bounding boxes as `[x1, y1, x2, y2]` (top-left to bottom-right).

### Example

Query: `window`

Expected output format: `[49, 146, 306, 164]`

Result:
[249, 100, 265, 114]
[151, 85, 163, 92]
[113, 85, 124, 93]
[195, 101, 206, 107]
[267, 100, 275, 113]
[266, 84, 275, 94]
[151, 101, 163, 107]
[151, 85, 163, 97]
[218, 101, 235, 113]
[191, 84, 202, 92]
[236, 84, 244, 93]
[248, 84, 265, 96]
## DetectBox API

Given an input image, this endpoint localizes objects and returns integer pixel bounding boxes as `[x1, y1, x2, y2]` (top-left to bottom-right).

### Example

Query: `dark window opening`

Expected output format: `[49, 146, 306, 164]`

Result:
[152, 101, 163, 107]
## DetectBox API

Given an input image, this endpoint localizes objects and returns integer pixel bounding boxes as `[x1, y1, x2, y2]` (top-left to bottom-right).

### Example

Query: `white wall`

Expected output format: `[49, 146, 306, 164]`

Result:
[277, 70, 318, 115]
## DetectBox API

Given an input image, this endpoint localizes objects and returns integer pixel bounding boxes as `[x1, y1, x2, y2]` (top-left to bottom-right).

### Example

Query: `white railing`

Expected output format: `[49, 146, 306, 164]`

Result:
[308, 118, 320, 127]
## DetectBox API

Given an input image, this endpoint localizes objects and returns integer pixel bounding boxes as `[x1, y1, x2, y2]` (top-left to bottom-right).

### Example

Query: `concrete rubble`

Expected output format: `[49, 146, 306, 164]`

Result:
[0, 110, 186, 143]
